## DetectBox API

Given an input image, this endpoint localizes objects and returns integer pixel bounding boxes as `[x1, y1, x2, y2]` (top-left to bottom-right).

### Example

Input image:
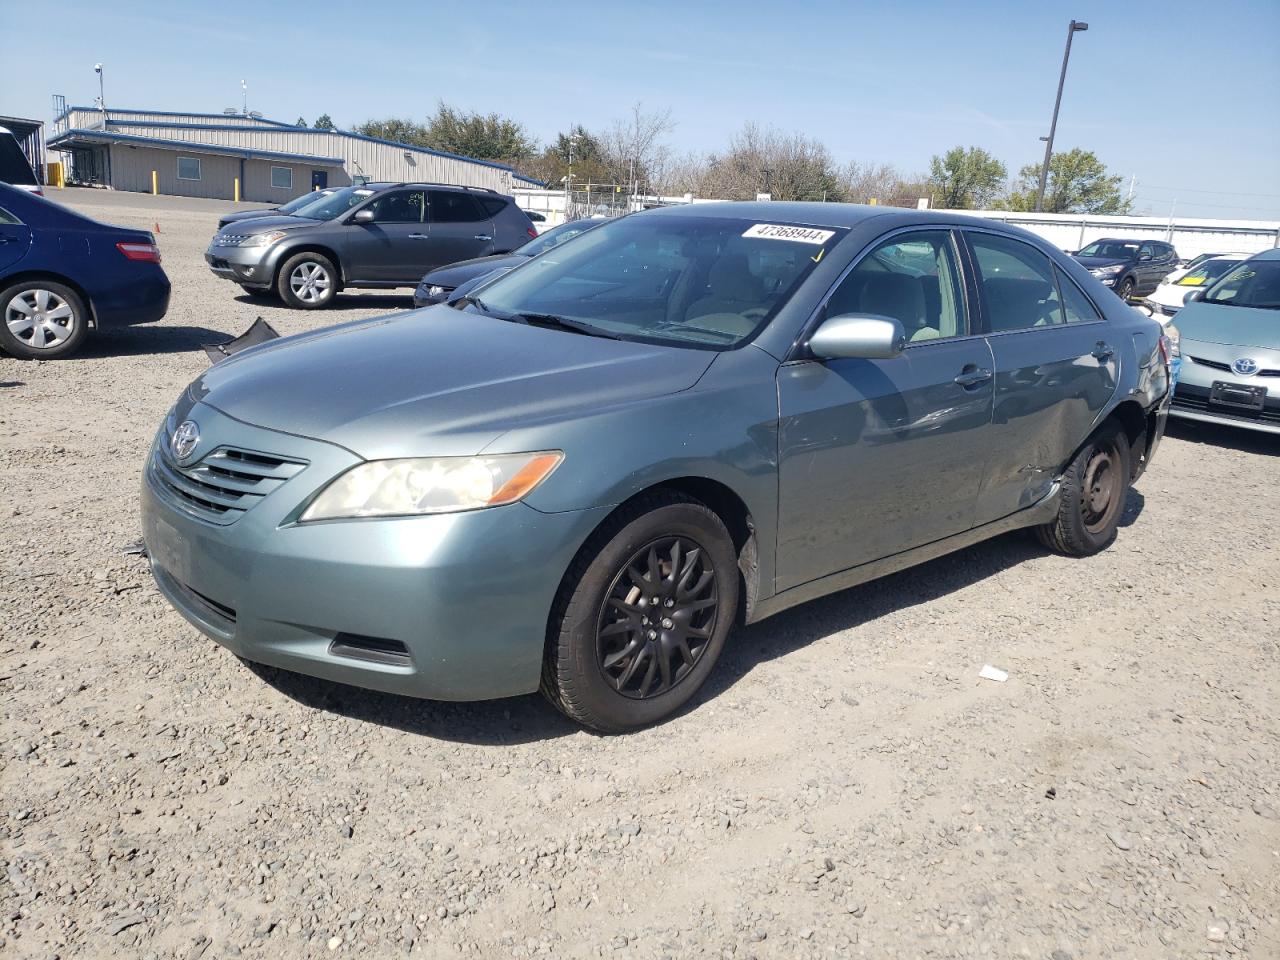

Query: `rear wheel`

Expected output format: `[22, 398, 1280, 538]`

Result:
[0, 281, 89, 359]
[277, 252, 337, 309]
[1036, 421, 1131, 557]
[542, 493, 738, 733]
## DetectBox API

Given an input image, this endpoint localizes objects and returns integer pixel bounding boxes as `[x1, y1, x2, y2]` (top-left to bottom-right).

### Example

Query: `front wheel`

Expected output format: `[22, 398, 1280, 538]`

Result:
[1036, 422, 1131, 557]
[542, 493, 739, 733]
[277, 252, 338, 309]
[0, 281, 90, 359]
[1116, 277, 1135, 301]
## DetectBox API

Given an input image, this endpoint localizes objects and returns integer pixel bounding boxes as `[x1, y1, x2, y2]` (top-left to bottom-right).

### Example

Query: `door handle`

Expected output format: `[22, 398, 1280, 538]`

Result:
[954, 368, 993, 388]
[473, 234, 492, 241]
[407, 233, 429, 239]
[1092, 341, 1114, 361]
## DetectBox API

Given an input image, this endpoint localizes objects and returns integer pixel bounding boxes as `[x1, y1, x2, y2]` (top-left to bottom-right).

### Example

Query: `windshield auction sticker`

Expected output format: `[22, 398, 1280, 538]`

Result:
[742, 224, 835, 245]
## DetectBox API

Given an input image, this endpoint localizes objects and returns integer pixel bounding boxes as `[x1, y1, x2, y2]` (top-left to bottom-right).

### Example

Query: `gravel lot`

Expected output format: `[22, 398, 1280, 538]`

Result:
[2, 188, 1278, 959]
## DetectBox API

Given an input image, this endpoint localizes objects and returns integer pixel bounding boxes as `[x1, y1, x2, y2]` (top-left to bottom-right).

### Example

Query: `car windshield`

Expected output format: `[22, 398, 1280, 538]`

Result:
[1176, 258, 1242, 286]
[517, 219, 606, 256]
[1078, 241, 1139, 259]
[278, 191, 331, 214]
[470, 215, 845, 349]
[1203, 260, 1280, 310]
[288, 186, 376, 220]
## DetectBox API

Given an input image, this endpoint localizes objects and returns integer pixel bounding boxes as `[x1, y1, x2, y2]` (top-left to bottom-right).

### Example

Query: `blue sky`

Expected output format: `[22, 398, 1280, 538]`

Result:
[3, 0, 1277, 217]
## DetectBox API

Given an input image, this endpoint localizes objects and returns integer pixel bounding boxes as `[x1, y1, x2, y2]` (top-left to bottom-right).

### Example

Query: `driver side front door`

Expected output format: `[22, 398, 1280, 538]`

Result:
[341, 189, 426, 283]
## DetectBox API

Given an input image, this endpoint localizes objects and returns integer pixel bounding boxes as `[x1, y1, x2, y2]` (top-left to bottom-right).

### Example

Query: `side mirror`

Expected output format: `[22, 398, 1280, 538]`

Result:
[809, 314, 907, 360]
[1138, 253, 1152, 262]
[350, 208, 375, 224]
[1183, 288, 1206, 305]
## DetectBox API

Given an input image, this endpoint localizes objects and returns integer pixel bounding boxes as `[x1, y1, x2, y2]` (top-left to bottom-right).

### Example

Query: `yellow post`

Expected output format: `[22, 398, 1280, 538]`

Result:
[234, 178, 241, 202]
[869, 197, 878, 206]
[151, 170, 158, 195]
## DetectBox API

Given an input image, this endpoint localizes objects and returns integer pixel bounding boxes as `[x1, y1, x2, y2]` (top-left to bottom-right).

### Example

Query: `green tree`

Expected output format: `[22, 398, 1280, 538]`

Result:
[519, 125, 610, 187]
[313, 113, 334, 130]
[1007, 148, 1131, 214]
[927, 146, 1007, 209]
[294, 116, 307, 128]
[420, 103, 537, 165]
[354, 117, 430, 146]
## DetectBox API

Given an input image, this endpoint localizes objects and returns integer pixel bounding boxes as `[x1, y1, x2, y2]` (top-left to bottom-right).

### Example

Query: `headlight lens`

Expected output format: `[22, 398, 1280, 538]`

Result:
[299, 452, 563, 521]
[242, 230, 288, 248]
[1090, 264, 1124, 277]
[428, 285, 446, 298]
[1165, 323, 1181, 355]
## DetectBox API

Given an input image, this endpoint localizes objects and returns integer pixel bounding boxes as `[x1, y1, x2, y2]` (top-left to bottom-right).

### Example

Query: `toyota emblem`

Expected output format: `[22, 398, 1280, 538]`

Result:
[171, 420, 201, 462]
[1232, 357, 1259, 377]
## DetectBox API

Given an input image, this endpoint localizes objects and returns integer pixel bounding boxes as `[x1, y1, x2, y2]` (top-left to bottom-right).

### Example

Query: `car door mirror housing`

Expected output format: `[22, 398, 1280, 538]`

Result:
[1138, 253, 1152, 262]
[809, 314, 907, 360]
[350, 208, 375, 224]
[1183, 288, 1206, 305]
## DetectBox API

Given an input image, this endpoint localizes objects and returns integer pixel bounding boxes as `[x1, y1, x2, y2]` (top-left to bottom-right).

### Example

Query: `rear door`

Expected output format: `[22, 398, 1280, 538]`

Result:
[0, 204, 33, 272]
[962, 230, 1118, 525]
[423, 190, 494, 269]
[775, 228, 997, 591]
[341, 188, 427, 282]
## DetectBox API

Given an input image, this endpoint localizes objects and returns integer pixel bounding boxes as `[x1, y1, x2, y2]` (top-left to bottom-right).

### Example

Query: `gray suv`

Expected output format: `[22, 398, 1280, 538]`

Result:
[204, 183, 536, 308]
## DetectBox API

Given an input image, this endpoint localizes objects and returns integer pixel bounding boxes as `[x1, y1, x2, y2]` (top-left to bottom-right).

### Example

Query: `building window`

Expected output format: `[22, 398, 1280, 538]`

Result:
[176, 157, 201, 181]
[270, 166, 292, 190]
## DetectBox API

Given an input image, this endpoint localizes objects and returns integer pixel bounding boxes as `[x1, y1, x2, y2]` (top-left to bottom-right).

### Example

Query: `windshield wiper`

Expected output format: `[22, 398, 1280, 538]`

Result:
[515, 313, 624, 340]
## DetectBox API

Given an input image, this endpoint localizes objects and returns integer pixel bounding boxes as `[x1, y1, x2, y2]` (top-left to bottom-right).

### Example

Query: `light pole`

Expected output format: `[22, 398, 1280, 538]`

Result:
[93, 63, 105, 118]
[1034, 19, 1088, 212]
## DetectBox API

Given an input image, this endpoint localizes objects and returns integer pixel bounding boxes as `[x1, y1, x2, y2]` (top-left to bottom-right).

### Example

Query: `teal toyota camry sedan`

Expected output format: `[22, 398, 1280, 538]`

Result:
[142, 203, 1173, 732]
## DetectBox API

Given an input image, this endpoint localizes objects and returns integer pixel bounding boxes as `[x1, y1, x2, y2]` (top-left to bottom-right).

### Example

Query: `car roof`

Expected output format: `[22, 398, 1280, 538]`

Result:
[642, 201, 1036, 231]
[1249, 247, 1280, 261]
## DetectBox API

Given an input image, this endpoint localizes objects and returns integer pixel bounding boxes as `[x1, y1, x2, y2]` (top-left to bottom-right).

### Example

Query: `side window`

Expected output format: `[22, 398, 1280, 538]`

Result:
[824, 230, 966, 342]
[428, 191, 486, 223]
[968, 232, 1065, 332]
[367, 190, 425, 223]
[1138, 242, 1154, 260]
[176, 157, 201, 181]
[269, 166, 292, 190]
[479, 196, 509, 217]
[1054, 266, 1102, 324]
[0, 207, 21, 226]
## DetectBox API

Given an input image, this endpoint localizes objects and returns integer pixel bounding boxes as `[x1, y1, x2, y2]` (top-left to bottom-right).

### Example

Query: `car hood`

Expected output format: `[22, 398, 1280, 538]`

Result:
[219, 214, 321, 236]
[1074, 255, 1131, 270]
[421, 252, 528, 287]
[1174, 301, 1280, 350]
[218, 208, 278, 225]
[189, 308, 716, 459]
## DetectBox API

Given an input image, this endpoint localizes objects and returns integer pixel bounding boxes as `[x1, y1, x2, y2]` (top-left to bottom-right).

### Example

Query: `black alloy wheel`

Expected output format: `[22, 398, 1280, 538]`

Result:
[596, 536, 719, 700]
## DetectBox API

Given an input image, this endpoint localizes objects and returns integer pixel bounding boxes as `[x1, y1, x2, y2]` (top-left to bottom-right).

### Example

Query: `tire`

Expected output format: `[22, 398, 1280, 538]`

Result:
[542, 492, 739, 733]
[1116, 277, 1135, 302]
[239, 285, 278, 301]
[0, 280, 90, 359]
[276, 252, 338, 309]
[1036, 421, 1131, 557]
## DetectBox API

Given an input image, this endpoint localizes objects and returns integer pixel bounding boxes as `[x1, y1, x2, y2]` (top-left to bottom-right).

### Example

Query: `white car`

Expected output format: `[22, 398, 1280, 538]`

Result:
[1145, 255, 1249, 321]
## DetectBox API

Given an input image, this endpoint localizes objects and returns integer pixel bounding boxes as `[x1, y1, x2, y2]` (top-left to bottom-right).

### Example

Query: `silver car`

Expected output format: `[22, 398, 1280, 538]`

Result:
[146, 203, 1172, 732]
[1168, 247, 1280, 434]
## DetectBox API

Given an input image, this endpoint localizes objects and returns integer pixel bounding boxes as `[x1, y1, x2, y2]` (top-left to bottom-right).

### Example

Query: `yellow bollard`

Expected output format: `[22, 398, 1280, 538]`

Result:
[151, 170, 158, 195]
[869, 197, 878, 206]
[234, 177, 240, 202]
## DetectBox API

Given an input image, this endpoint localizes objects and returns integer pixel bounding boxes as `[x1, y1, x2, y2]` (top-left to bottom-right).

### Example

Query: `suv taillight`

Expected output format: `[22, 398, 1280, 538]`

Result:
[117, 241, 161, 264]
[527, 227, 538, 240]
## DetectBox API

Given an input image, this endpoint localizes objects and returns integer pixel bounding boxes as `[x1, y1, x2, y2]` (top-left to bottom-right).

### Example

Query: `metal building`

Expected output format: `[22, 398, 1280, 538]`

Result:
[47, 106, 543, 202]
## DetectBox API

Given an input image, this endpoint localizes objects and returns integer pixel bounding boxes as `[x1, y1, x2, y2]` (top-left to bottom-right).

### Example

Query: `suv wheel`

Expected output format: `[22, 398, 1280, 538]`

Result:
[278, 252, 337, 309]
[0, 280, 90, 359]
[1116, 277, 1135, 301]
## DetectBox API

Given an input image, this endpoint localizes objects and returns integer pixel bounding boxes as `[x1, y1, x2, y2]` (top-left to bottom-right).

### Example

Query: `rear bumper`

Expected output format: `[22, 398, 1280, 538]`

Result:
[93, 268, 171, 327]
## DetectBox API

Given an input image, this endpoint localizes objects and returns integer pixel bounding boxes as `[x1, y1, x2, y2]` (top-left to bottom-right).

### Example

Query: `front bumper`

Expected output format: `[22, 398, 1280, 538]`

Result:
[1169, 355, 1280, 435]
[205, 242, 276, 289]
[141, 402, 610, 701]
[412, 283, 451, 309]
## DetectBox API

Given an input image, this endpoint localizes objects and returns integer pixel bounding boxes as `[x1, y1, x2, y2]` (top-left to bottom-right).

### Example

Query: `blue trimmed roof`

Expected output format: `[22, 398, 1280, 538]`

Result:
[47, 129, 345, 166]
[56, 105, 295, 128]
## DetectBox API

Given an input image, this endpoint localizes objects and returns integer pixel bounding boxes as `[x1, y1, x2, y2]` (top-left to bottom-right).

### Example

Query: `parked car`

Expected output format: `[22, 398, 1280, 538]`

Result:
[1145, 254, 1248, 320]
[1073, 238, 1179, 300]
[526, 210, 548, 234]
[0, 127, 42, 196]
[145, 203, 1171, 732]
[1168, 248, 1280, 434]
[413, 217, 609, 307]
[1166, 250, 1254, 285]
[0, 183, 169, 359]
[204, 183, 536, 308]
[217, 189, 337, 229]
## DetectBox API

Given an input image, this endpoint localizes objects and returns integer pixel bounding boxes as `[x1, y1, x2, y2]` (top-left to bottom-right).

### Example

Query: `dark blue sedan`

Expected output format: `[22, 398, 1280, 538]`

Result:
[0, 184, 170, 359]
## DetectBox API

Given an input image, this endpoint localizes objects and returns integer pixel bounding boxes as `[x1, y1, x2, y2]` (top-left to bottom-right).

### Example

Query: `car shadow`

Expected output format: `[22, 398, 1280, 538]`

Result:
[80, 325, 232, 358]
[232, 293, 417, 312]
[246, 493, 1146, 744]
[1165, 417, 1279, 457]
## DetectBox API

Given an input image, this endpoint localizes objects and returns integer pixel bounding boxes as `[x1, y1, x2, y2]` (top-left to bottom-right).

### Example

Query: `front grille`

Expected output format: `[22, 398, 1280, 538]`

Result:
[1188, 356, 1280, 378]
[213, 234, 251, 246]
[1172, 391, 1280, 425]
[150, 428, 307, 525]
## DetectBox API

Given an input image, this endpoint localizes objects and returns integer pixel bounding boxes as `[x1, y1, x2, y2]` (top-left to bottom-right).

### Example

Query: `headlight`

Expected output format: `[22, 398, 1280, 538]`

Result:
[1090, 264, 1124, 277]
[299, 452, 563, 521]
[1165, 323, 1181, 355]
[428, 285, 446, 298]
[241, 230, 288, 248]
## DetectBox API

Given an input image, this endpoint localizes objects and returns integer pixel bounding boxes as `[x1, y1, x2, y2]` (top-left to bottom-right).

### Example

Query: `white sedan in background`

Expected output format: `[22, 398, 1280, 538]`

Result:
[1146, 254, 1250, 320]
